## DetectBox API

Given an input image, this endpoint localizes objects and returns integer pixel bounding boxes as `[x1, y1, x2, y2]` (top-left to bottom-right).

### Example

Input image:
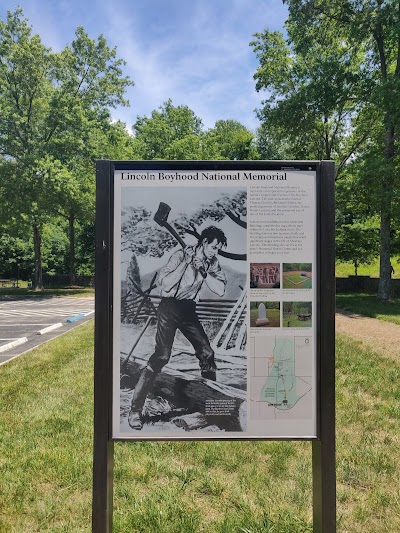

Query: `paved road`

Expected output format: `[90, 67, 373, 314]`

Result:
[0, 296, 94, 365]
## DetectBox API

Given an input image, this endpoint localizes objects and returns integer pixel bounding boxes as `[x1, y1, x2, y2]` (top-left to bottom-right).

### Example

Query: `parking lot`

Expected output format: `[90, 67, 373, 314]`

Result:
[0, 296, 94, 365]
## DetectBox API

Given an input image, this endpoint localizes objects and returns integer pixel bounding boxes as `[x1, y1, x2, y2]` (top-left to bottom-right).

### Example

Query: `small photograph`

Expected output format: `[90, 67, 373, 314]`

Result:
[283, 263, 312, 289]
[250, 263, 280, 289]
[283, 302, 312, 328]
[250, 301, 280, 327]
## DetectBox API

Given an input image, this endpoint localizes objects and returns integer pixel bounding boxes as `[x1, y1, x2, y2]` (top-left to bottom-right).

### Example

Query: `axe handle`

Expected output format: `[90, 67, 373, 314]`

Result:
[162, 220, 187, 249]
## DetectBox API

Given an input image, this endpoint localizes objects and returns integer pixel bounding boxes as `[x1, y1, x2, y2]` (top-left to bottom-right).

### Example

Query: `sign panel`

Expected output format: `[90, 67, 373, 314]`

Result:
[112, 164, 318, 439]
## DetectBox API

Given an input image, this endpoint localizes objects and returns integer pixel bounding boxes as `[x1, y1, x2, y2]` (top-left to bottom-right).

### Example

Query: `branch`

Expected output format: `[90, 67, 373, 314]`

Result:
[373, 24, 387, 79]
[218, 250, 246, 261]
[225, 210, 247, 228]
[336, 132, 369, 178]
[183, 226, 201, 240]
[328, 109, 344, 156]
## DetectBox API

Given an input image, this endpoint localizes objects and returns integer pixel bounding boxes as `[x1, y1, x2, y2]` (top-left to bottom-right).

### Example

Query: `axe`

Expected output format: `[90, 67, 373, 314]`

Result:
[154, 202, 207, 278]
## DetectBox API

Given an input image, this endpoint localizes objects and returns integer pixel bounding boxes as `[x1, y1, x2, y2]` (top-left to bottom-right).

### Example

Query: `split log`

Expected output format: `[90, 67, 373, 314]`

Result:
[122, 356, 246, 431]
[173, 412, 208, 431]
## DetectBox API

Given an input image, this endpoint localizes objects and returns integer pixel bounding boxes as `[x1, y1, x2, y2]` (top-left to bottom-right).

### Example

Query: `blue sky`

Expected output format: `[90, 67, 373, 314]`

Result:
[1, 1, 288, 132]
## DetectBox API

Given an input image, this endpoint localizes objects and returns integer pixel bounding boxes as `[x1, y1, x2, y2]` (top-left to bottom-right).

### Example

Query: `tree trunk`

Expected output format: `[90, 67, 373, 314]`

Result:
[378, 205, 392, 301]
[69, 213, 76, 286]
[33, 223, 43, 291]
[377, 124, 395, 302]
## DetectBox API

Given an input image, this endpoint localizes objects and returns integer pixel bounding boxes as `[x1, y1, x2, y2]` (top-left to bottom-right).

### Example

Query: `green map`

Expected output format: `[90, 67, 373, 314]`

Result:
[250, 335, 313, 421]
[260, 337, 296, 409]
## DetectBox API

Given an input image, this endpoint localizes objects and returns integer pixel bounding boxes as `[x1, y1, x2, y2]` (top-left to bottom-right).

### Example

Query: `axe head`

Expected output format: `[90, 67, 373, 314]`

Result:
[154, 202, 171, 227]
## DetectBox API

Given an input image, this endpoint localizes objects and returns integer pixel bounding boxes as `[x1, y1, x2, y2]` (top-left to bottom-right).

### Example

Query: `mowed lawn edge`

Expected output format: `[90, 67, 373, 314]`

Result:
[336, 293, 400, 325]
[0, 322, 399, 532]
[0, 321, 95, 533]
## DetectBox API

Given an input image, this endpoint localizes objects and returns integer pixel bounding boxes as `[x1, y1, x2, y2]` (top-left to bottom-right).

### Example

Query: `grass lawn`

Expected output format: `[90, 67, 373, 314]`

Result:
[336, 293, 400, 325]
[284, 274, 307, 284]
[0, 287, 94, 298]
[250, 307, 280, 327]
[1, 322, 399, 532]
[336, 256, 400, 278]
[283, 314, 312, 328]
[283, 274, 312, 289]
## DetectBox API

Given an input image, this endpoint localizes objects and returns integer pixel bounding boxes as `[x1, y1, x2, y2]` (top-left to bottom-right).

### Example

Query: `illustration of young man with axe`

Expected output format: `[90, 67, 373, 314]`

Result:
[128, 223, 227, 430]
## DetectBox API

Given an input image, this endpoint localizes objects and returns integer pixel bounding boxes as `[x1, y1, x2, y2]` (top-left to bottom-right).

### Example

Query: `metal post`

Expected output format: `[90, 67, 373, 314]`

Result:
[312, 160, 336, 532]
[92, 160, 114, 532]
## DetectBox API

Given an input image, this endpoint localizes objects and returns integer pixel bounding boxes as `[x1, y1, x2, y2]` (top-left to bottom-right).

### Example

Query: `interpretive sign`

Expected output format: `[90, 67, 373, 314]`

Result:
[93, 160, 336, 532]
[112, 164, 318, 439]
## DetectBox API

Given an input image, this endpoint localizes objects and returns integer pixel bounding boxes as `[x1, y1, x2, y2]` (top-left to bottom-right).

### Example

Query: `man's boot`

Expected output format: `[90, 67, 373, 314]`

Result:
[197, 347, 217, 381]
[201, 368, 217, 381]
[128, 365, 156, 430]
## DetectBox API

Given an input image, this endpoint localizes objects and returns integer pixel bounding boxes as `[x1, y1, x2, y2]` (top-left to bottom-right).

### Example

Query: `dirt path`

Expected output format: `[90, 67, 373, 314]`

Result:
[336, 311, 400, 362]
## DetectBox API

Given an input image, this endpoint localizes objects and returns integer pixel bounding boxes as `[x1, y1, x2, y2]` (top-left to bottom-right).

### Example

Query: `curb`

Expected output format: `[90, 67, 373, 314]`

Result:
[37, 323, 63, 335]
[0, 337, 28, 353]
[0, 317, 94, 367]
[66, 313, 86, 323]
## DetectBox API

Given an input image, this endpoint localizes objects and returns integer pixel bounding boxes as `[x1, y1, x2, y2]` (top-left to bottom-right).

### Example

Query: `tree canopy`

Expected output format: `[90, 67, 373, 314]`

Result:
[252, 0, 400, 300]
[132, 100, 258, 161]
[0, 8, 134, 288]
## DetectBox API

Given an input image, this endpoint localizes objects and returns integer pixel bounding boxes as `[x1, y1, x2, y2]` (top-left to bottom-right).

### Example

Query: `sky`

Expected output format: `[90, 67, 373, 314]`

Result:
[1, 0, 288, 132]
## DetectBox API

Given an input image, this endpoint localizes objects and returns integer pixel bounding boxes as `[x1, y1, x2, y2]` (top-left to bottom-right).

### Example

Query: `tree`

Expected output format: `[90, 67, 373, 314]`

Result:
[75, 221, 95, 276]
[122, 253, 143, 323]
[250, 24, 368, 174]
[133, 99, 203, 160]
[121, 190, 247, 261]
[255, 122, 293, 160]
[278, 0, 400, 300]
[336, 220, 380, 276]
[133, 100, 258, 161]
[205, 120, 259, 160]
[0, 8, 133, 289]
[46, 119, 136, 285]
[0, 232, 33, 279]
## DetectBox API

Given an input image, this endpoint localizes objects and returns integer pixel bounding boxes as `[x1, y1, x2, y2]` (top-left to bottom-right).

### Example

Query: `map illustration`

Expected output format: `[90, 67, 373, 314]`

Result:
[250, 335, 313, 420]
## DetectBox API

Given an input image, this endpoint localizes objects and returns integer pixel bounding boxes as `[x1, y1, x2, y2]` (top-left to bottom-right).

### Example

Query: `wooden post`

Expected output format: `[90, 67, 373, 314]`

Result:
[312, 160, 336, 532]
[92, 160, 114, 533]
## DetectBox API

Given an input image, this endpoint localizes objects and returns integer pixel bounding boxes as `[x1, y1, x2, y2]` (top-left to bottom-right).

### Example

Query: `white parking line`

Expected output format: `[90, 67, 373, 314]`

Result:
[0, 296, 94, 364]
[0, 324, 52, 326]
[0, 311, 93, 317]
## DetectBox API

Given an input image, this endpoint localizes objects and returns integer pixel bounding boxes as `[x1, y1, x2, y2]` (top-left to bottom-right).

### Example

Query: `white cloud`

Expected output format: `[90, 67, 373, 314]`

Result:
[1, 0, 287, 131]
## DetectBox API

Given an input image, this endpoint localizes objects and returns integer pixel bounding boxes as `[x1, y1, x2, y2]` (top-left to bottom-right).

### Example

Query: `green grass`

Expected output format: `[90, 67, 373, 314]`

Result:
[1, 323, 399, 532]
[0, 287, 94, 298]
[283, 275, 312, 289]
[285, 274, 306, 283]
[336, 293, 400, 325]
[282, 315, 312, 328]
[336, 256, 400, 279]
[250, 307, 280, 327]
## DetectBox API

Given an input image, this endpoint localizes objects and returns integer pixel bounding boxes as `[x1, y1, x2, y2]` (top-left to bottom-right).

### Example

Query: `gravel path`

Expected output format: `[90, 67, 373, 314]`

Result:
[336, 311, 400, 362]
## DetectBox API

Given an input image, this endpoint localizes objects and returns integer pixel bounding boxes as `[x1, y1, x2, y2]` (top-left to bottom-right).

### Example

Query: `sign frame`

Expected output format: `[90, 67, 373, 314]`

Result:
[92, 159, 335, 532]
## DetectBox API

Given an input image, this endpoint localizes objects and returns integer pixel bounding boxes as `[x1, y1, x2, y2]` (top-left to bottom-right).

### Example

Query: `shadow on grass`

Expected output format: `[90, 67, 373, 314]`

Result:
[336, 293, 400, 325]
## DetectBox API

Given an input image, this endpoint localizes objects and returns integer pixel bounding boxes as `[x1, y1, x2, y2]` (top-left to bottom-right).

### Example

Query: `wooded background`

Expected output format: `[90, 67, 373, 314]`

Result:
[1, 4, 399, 302]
